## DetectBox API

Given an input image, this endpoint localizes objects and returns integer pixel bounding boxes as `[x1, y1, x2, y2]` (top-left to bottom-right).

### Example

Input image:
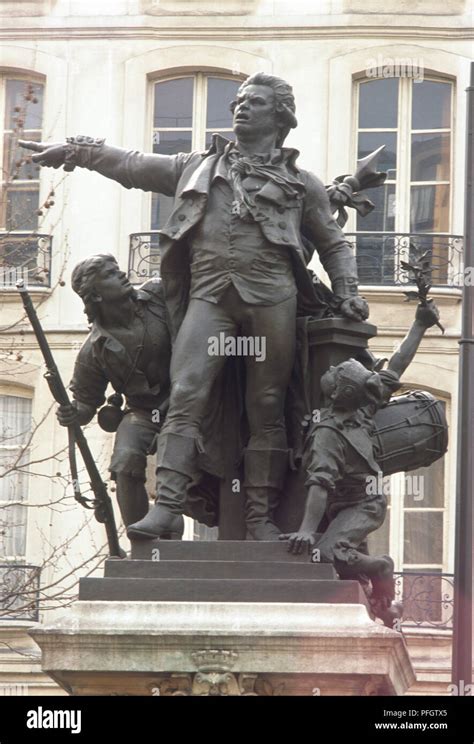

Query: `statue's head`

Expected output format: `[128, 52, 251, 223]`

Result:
[230, 72, 297, 147]
[71, 253, 135, 324]
[321, 358, 384, 411]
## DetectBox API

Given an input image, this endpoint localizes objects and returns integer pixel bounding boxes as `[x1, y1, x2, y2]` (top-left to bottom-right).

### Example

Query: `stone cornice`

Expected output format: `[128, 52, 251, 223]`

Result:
[0, 24, 472, 42]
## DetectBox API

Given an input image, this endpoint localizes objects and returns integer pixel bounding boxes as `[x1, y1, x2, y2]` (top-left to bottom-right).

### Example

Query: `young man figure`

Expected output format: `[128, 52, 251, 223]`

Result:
[57, 254, 172, 529]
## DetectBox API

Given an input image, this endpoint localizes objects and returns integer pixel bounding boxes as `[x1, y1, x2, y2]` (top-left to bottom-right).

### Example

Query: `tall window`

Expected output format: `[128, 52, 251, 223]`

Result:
[0, 77, 44, 233]
[150, 74, 241, 231]
[0, 76, 47, 287]
[0, 395, 32, 558]
[368, 456, 446, 573]
[354, 77, 454, 285]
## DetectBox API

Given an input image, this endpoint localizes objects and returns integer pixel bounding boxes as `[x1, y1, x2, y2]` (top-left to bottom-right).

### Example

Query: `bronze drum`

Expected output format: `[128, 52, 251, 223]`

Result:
[372, 391, 448, 475]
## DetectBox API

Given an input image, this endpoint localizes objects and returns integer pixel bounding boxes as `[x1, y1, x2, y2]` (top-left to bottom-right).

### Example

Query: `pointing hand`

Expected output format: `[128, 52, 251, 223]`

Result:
[18, 140, 73, 171]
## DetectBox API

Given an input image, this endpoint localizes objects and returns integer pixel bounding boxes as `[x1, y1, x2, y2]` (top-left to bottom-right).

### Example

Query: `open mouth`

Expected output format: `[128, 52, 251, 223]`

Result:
[235, 114, 249, 122]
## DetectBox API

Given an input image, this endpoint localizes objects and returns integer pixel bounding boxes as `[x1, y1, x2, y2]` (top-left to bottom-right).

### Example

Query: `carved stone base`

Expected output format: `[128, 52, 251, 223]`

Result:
[30, 601, 415, 696]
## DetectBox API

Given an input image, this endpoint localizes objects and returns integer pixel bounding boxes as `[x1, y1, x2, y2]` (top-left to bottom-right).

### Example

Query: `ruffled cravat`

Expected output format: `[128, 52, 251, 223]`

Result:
[226, 148, 305, 222]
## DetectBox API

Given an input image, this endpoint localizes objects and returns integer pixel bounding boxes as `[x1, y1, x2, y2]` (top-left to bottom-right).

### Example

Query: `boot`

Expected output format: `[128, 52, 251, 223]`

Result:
[335, 545, 394, 582]
[127, 432, 199, 540]
[371, 599, 403, 629]
[336, 547, 395, 603]
[244, 448, 289, 541]
[115, 475, 149, 528]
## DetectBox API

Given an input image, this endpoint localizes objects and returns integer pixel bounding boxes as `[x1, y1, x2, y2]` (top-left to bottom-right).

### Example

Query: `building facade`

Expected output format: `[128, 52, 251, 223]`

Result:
[0, 0, 472, 695]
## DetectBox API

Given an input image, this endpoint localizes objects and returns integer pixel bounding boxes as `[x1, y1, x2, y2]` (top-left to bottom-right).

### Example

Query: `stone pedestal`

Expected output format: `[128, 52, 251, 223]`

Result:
[29, 541, 415, 696]
[307, 318, 377, 410]
[30, 601, 415, 696]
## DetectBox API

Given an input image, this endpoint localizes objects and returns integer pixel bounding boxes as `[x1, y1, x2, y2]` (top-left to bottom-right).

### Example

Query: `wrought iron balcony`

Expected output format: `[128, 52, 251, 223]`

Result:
[129, 231, 463, 288]
[346, 232, 463, 288]
[0, 563, 40, 621]
[0, 232, 52, 289]
[128, 232, 161, 285]
[394, 572, 453, 631]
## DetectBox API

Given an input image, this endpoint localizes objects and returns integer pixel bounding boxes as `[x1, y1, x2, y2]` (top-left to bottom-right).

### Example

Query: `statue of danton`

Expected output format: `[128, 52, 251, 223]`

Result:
[21, 73, 370, 542]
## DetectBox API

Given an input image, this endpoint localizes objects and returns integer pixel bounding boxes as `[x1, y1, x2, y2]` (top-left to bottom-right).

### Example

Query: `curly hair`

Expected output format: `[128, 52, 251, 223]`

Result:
[71, 253, 118, 324]
[231, 72, 298, 147]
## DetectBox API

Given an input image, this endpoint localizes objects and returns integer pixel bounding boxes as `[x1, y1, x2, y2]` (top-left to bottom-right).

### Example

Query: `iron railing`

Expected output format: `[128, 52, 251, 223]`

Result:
[129, 231, 463, 288]
[128, 232, 161, 285]
[394, 572, 454, 630]
[346, 233, 463, 288]
[0, 564, 41, 621]
[0, 233, 52, 288]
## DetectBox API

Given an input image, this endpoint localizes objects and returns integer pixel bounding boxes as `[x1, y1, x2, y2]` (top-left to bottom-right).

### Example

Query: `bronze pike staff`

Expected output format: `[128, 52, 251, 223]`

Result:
[16, 279, 124, 558]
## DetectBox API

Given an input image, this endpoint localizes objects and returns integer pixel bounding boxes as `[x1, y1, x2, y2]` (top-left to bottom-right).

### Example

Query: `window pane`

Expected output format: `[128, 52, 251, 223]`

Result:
[355, 234, 396, 284]
[411, 132, 450, 182]
[152, 130, 192, 156]
[0, 396, 32, 445]
[358, 131, 397, 179]
[404, 459, 444, 508]
[0, 234, 50, 287]
[206, 78, 240, 129]
[0, 451, 29, 502]
[412, 81, 451, 130]
[3, 132, 41, 182]
[0, 396, 31, 558]
[358, 78, 399, 129]
[153, 78, 193, 128]
[5, 188, 40, 231]
[410, 184, 449, 232]
[0, 504, 27, 556]
[403, 511, 443, 564]
[205, 130, 236, 148]
[356, 183, 396, 232]
[5, 80, 44, 131]
[151, 194, 173, 231]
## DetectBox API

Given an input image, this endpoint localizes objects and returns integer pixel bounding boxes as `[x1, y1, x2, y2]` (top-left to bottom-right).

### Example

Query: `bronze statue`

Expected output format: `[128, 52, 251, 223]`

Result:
[56, 254, 171, 529]
[280, 300, 443, 624]
[21, 72, 370, 542]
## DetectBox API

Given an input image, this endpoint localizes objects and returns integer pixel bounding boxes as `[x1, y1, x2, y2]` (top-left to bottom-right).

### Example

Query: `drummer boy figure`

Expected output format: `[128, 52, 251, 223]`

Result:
[280, 299, 441, 624]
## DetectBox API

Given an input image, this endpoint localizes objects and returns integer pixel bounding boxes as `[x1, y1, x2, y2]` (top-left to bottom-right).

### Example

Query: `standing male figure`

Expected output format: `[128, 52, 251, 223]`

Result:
[56, 254, 171, 529]
[21, 72, 369, 541]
